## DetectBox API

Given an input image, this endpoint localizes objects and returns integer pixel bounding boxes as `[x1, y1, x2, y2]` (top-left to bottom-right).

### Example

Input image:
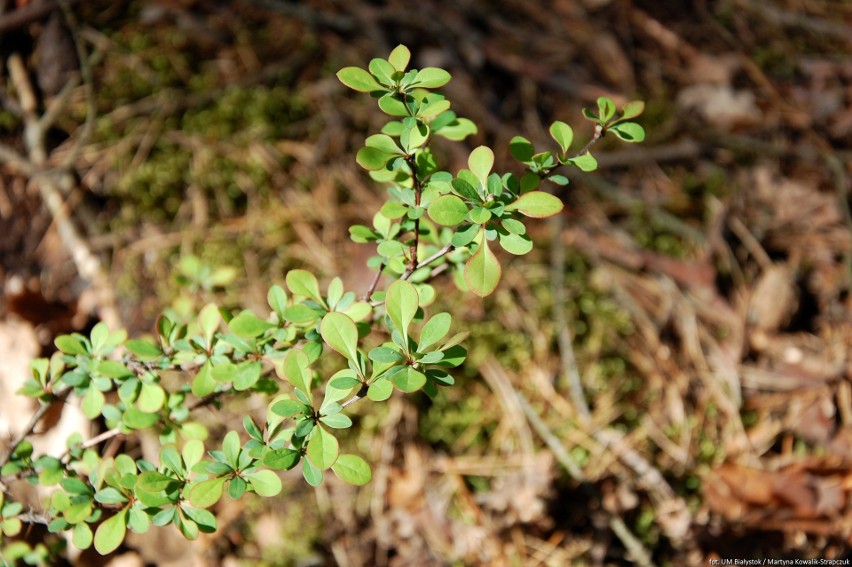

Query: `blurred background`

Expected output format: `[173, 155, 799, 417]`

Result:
[0, 0, 851, 565]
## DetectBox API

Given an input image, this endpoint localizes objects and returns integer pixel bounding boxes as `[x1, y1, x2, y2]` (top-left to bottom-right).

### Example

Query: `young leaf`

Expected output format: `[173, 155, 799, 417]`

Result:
[263, 448, 300, 470]
[504, 191, 564, 218]
[384, 280, 419, 345]
[549, 121, 574, 154]
[498, 232, 534, 255]
[281, 349, 313, 403]
[413, 67, 451, 88]
[451, 178, 480, 201]
[198, 303, 220, 347]
[565, 152, 598, 172]
[427, 194, 468, 226]
[419, 312, 452, 352]
[245, 470, 282, 497]
[229, 311, 275, 338]
[391, 367, 427, 392]
[509, 136, 535, 162]
[306, 426, 339, 470]
[302, 458, 323, 487]
[597, 96, 616, 122]
[620, 100, 645, 120]
[368, 58, 396, 86]
[367, 379, 393, 401]
[94, 510, 127, 555]
[191, 361, 216, 398]
[188, 477, 227, 509]
[468, 146, 494, 185]
[337, 67, 383, 92]
[609, 122, 645, 142]
[320, 312, 359, 362]
[464, 235, 501, 297]
[331, 454, 372, 486]
[285, 270, 325, 305]
[267, 285, 288, 317]
[388, 44, 411, 72]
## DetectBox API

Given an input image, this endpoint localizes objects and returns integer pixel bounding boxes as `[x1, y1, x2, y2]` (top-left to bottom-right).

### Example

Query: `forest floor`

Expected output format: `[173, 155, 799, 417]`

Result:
[1, 0, 851, 565]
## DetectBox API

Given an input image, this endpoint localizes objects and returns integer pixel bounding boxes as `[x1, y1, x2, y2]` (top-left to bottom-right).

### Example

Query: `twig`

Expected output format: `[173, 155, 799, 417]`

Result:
[0, 387, 72, 468]
[404, 155, 424, 273]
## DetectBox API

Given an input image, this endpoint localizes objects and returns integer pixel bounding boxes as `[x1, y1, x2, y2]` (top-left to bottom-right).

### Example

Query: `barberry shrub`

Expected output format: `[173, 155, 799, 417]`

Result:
[0, 45, 644, 563]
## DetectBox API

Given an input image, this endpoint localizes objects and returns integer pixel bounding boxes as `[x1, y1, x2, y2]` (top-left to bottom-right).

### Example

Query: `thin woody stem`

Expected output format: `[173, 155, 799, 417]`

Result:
[404, 154, 423, 273]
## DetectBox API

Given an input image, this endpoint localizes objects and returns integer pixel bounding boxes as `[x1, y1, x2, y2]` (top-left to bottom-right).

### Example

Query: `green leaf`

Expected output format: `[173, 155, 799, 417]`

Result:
[413, 67, 451, 88]
[72, 522, 93, 550]
[267, 285, 288, 317]
[136, 383, 165, 413]
[286, 270, 324, 305]
[469, 207, 491, 224]
[367, 379, 393, 401]
[222, 430, 240, 465]
[356, 146, 392, 171]
[81, 388, 105, 420]
[427, 194, 468, 226]
[306, 426, 339, 470]
[246, 470, 282, 497]
[419, 312, 452, 352]
[331, 454, 372, 486]
[229, 311, 275, 338]
[509, 136, 535, 162]
[302, 459, 323, 487]
[191, 361, 216, 398]
[233, 361, 261, 391]
[388, 45, 411, 71]
[378, 94, 410, 117]
[188, 477, 227, 508]
[498, 232, 534, 255]
[597, 96, 616, 122]
[122, 406, 160, 430]
[621, 100, 645, 120]
[320, 312, 359, 362]
[365, 133, 402, 155]
[392, 367, 427, 392]
[270, 398, 308, 418]
[281, 349, 312, 402]
[94, 510, 127, 555]
[549, 121, 573, 154]
[468, 146, 493, 185]
[504, 191, 563, 218]
[55, 335, 87, 356]
[565, 152, 597, 172]
[180, 506, 216, 533]
[198, 303, 220, 347]
[436, 117, 477, 141]
[368, 346, 405, 363]
[609, 122, 645, 142]
[137, 471, 177, 493]
[319, 413, 352, 429]
[125, 339, 161, 360]
[337, 67, 383, 92]
[263, 448, 300, 470]
[464, 235, 501, 297]
[384, 280, 419, 345]
[94, 487, 128, 505]
[369, 58, 396, 85]
[451, 177, 480, 201]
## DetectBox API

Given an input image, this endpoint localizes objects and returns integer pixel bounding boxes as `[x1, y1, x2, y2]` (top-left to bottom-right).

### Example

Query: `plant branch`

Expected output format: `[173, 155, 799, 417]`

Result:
[0, 387, 72, 469]
[404, 154, 423, 273]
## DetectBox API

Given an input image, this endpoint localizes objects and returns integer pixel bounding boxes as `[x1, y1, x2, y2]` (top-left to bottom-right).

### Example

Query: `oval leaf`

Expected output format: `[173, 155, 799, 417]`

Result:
[320, 312, 359, 362]
[413, 67, 451, 88]
[94, 510, 127, 555]
[549, 121, 573, 154]
[246, 469, 282, 497]
[427, 194, 468, 226]
[468, 146, 493, 185]
[337, 67, 383, 92]
[384, 280, 419, 344]
[464, 236, 501, 297]
[331, 454, 372, 486]
[504, 191, 563, 218]
[188, 477, 227, 509]
[306, 426, 339, 470]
